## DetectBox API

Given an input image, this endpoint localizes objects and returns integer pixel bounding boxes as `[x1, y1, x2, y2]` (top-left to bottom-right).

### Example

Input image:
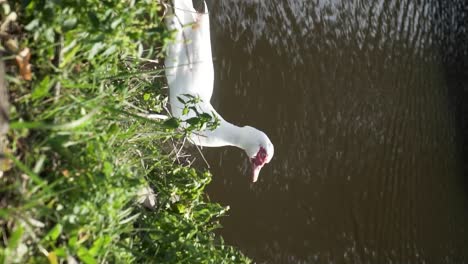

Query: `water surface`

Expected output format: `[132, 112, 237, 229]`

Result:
[201, 1, 468, 263]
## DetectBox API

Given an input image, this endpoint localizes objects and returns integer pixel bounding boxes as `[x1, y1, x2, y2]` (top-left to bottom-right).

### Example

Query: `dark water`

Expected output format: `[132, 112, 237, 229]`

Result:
[200, 0, 468, 263]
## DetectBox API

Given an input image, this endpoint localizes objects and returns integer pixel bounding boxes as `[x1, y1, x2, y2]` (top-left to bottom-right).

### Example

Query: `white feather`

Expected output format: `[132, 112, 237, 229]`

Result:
[165, 0, 274, 180]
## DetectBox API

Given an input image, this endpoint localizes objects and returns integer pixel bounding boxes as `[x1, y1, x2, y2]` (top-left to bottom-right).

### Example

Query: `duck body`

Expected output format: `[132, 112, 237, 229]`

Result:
[165, 0, 213, 107]
[164, 0, 274, 182]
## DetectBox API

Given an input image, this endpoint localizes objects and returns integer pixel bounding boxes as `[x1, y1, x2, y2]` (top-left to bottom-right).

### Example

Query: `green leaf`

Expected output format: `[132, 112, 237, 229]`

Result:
[24, 18, 39, 31]
[176, 96, 186, 104]
[163, 118, 180, 129]
[0, 209, 9, 218]
[102, 45, 117, 57]
[45, 27, 55, 43]
[68, 235, 78, 249]
[54, 247, 67, 257]
[110, 18, 122, 29]
[87, 12, 100, 28]
[88, 42, 104, 60]
[183, 93, 196, 99]
[32, 76, 52, 100]
[119, 213, 140, 225]
[103, 161, 113, 177]
[45, 223, 63, 242]
[200, 113, 212, 120]
[176, 203, 186, 213]
[189, 106, 200, 115]
[186, 117, 200, 126]
[4, 153, 47, 187]
[143, 93, 151, 101]
[137, 43, 144, 58]
[77, 247, 97, 264]
[63, 17, 78, 31]
[60, 43, 81, 68]
[107, 123, 119, 135]
[89, 236, 110, 257]
[8, 225, 24, 250]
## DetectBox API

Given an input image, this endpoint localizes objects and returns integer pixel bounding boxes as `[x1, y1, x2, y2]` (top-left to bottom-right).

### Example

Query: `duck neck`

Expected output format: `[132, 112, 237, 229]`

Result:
[218, 120, 250, 149]
[193, 119, 252, 150]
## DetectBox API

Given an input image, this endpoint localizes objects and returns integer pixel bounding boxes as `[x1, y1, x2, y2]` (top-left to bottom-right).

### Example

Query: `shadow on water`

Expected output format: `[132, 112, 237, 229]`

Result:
[195, 0, 468, 263]
[436, 0, 468, 200]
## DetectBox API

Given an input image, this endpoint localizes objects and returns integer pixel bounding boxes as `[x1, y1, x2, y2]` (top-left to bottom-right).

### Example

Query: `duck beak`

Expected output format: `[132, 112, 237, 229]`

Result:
[252, 164, 263, 183]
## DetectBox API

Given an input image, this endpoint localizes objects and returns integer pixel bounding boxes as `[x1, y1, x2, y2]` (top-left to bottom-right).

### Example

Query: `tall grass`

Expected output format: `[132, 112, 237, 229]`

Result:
[0, 0, 251, 263]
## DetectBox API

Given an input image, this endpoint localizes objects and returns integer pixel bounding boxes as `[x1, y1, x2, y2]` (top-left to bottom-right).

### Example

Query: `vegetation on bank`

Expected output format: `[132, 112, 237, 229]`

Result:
[0, 0, 250, 263]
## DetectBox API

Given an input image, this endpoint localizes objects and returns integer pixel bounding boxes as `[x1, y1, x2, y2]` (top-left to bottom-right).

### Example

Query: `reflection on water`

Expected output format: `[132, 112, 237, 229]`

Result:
[201, 0, 468, 263]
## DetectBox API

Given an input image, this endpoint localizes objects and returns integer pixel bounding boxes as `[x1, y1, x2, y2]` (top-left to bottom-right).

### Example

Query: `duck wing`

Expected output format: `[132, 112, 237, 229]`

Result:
[165, 0, 214, 114]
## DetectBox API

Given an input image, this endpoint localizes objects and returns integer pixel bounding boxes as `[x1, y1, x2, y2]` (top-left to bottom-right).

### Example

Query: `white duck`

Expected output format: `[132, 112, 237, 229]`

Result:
[164, 0, 274, 182]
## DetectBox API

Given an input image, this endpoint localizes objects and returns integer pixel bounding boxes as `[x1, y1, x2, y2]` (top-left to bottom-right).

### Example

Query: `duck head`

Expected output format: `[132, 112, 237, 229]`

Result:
[242, 126, 274, 182]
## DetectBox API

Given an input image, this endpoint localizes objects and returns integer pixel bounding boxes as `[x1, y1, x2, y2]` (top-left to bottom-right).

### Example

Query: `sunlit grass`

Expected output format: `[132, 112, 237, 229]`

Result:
[0, 0, 250, 263]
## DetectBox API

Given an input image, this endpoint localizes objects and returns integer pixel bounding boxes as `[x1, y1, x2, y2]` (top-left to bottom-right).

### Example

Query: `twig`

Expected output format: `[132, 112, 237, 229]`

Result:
[0, 32, 10, 39]
[0, 12, 17, 33]
[191, 139, 210, 168]
[170, 139, 178, 162]
[176, 136, 186, 158]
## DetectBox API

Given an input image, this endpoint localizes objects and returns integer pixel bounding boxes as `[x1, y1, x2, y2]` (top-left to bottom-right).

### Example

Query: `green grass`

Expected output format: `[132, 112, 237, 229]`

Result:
[0, 0, 251, 263]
